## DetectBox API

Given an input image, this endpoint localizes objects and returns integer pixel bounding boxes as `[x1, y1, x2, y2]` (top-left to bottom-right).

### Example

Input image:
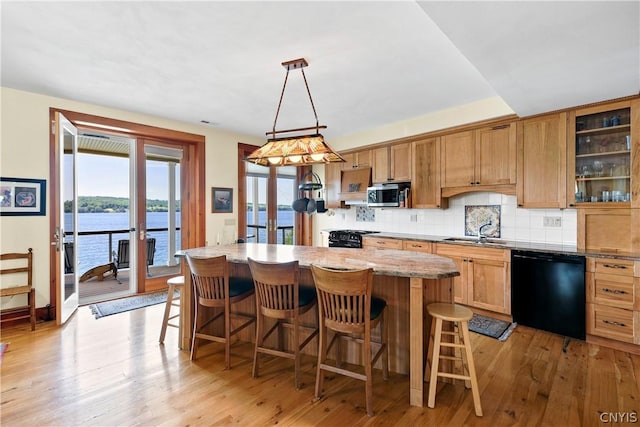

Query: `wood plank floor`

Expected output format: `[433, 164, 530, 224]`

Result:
[1, 304, 639, 426]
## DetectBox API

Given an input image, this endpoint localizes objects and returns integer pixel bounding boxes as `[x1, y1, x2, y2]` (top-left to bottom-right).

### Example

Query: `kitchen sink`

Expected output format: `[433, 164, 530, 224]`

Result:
[442, 237, 508, 246]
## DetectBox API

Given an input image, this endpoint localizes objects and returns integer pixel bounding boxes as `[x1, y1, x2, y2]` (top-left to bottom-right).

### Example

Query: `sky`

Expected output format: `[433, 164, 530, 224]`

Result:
[68, 153, 176, 200]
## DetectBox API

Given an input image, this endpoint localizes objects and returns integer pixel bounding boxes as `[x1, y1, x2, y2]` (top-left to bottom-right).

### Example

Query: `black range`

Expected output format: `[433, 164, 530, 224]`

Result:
[328, 230, 379, 248]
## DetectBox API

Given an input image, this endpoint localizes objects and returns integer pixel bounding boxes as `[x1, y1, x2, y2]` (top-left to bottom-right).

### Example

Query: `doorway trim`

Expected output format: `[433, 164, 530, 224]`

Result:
[49, 108, 205, 317]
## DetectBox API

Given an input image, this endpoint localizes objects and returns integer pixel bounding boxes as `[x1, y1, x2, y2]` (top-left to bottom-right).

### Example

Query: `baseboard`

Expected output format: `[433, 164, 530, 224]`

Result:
[586, 334, 640, 355]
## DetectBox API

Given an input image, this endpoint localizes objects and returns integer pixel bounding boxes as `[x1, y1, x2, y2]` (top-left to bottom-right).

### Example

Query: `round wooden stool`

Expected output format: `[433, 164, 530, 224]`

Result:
[159, 275, 185, 344]
[426, 302, 482, 417]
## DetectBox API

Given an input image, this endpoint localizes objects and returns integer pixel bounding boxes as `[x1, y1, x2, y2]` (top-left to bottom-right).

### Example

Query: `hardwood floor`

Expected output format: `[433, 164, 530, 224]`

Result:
[1, 304, 639, 426]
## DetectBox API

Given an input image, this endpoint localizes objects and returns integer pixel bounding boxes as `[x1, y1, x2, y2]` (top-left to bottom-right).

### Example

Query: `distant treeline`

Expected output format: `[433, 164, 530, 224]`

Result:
[65, 196, 177, 213]
[64, 198, 293, 213]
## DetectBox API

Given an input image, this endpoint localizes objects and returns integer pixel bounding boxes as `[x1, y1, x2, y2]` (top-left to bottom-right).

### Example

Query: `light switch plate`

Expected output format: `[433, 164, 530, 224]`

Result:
[543, 216, 562, 227]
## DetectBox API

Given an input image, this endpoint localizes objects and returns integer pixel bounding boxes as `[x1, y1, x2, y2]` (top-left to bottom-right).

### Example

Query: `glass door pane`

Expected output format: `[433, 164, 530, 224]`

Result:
[276, 174, 296, 244]
[56, 113, 78, 324]
[575, 107, 631, 204]
[144, 145, 182, 281]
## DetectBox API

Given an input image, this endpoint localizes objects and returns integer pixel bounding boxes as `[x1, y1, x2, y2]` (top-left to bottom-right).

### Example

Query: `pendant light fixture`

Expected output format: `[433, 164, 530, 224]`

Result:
[245, 58, 345, 167]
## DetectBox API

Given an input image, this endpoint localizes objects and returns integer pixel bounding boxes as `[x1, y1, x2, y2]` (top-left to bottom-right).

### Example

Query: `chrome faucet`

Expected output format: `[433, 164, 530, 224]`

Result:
[478, 220, 492, 241]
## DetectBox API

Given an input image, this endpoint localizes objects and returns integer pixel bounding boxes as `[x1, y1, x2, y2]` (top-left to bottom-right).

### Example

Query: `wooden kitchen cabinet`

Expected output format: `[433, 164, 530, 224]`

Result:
[516, 112, 567, 208]
[435, 243, 511, 315]
[577, 208, 640, 253]
[324, 161, 344, 209]
[411, 137, 446, 209]
[586, 257, 640, 346]
[568, 98, 639, 208]
[362, 236, 403, 250]
[372, 142, 412, 183]
[342, 149, 372, 170]
[402, 240, 433, 253]
[441, 123, 516, 198]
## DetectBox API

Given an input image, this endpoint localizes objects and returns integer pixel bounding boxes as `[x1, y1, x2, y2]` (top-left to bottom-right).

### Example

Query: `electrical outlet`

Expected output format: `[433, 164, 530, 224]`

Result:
[410, 214, 418, 222]
[543, 216, 562, 227]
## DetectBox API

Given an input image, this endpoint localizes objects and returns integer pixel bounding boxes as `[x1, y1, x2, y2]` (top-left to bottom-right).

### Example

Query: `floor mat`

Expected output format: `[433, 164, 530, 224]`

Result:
[468, 313, 517, 341]
[89, 291, 171, 319]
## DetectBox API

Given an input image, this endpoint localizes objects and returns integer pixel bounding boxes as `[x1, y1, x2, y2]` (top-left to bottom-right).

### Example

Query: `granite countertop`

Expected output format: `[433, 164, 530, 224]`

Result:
[364, 232, 640, 261]
[181, 243, 460, 280]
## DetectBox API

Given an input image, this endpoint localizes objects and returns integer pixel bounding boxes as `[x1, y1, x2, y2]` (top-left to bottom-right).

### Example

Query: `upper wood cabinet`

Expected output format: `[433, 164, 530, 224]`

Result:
[516, 112, 568, 208]
[342, 150, 371, 170]
[324, 161, 343, 209]
[568, 98, 639, 209]
[372, 142, 412, 183]
[440, 123, 517, 197]
[411, 137, 446, 209]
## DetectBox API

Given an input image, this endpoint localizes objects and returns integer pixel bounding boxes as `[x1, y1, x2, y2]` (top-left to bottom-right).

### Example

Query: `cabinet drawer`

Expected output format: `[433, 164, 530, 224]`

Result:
[402, 240, 432, 253]
[594, 258, 635, 276]
[435, 243, 507, 262]
[587, 303, 636, 343]
[592, 272, 635, 308]
[362, 237, 403, 250]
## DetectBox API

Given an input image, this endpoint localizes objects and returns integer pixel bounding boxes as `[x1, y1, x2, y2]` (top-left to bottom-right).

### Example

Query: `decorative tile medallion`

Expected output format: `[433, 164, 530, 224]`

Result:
[356, 206, 375, 222]
[465, 205, 501, 238]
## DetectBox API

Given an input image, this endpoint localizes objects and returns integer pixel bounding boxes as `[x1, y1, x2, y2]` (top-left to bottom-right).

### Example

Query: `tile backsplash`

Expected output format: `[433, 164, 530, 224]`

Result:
[325, 192, 577, 245]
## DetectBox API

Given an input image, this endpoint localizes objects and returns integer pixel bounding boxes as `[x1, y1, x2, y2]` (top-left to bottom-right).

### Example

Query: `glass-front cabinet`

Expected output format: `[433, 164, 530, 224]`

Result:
[569, 99, 637, 207]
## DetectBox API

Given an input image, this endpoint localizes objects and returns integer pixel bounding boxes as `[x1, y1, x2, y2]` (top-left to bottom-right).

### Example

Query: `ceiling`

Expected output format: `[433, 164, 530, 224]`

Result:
[2, 1, 638, 141]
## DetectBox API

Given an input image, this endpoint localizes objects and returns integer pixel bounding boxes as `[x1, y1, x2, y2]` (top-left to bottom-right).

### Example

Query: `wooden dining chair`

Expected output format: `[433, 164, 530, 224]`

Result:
[186, 254, 255, 368]
[247, 258, 318, 389]
[0, 248, 36, 331]
[310, 264, 389, 417]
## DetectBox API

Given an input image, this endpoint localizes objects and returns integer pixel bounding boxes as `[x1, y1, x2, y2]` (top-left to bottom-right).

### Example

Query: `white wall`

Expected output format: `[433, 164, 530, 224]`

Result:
[0, 87, 263, 308]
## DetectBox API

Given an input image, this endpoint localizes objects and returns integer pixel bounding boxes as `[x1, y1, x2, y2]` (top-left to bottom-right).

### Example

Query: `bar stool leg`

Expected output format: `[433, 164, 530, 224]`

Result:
[159, 283, 177, 343]
[461, 321, 483, 417]
[427, 317, 443, 408]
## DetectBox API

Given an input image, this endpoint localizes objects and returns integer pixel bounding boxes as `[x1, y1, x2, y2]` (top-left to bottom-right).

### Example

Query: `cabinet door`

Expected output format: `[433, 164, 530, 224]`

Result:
[412, 137, 444, 208]
[371, 146, 389, 183]
[577, 208, 636, 252]
[475, 123, 516, 186]
[342, 150, 371, 170]
[450, 255, 468, 305]
[441, 130, 475, 187]
[324, 161, 343, 209]
[468, 258, 511, 314]
[391, 142, 412, 182]
[517, 113, 567, 208]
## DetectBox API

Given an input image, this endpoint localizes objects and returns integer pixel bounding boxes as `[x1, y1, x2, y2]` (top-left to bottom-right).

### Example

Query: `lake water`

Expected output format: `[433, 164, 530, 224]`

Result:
[66, 210, 294, 273]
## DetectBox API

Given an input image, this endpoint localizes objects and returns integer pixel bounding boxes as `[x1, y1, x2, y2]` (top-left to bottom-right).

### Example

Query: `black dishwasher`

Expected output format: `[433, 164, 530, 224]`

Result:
[511, 251, 586, 340]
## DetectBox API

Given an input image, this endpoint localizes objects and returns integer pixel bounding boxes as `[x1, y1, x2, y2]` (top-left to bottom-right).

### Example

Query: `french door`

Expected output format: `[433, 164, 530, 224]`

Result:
[50, 109, 206, 323]
[54, 112, 79, 324]
[238, 143, 307, 245]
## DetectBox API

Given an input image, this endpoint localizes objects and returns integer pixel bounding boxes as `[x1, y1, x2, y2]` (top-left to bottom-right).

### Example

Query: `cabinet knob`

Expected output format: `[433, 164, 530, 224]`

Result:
[475, 181, 480, 185]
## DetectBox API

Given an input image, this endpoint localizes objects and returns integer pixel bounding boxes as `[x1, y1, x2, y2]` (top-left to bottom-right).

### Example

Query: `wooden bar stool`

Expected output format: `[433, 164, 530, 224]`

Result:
[159, 275, 185, 344]
[426, 302, 482, 417]
[310, 264, 389, 417]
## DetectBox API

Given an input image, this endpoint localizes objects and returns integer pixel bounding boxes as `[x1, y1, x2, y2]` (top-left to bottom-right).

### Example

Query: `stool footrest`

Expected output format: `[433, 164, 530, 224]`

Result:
[438, 372, 471, 381]
[439, 342, 465, 349]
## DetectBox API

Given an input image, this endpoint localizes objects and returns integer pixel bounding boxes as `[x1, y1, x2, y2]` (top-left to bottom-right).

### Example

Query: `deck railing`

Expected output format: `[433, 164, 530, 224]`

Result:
[246, 224, 294, 244]
[64, 227, 180, 265]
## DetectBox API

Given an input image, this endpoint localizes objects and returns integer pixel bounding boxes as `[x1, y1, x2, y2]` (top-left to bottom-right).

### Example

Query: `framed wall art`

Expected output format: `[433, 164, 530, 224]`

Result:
[211, 187, 233, 213]
[0, 177, 46, 216]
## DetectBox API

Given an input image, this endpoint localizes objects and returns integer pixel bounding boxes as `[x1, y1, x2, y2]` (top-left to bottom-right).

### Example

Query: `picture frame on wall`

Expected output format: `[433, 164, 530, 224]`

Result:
[211, 187, 233, 213]
[0, 177, 46, 216]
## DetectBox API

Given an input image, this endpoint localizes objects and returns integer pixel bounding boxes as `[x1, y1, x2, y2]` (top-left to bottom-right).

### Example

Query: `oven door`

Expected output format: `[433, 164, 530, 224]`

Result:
[367, 187, 399, 207]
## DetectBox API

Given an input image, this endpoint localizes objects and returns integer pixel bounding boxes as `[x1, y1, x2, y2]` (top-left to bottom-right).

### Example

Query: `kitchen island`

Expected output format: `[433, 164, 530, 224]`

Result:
[179, 243, 459, 407]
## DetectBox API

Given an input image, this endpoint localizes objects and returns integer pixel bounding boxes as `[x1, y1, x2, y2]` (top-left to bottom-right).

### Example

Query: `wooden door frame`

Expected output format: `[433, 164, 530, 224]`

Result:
[237, 143, 312, 245]
[49, 108, 205, 315]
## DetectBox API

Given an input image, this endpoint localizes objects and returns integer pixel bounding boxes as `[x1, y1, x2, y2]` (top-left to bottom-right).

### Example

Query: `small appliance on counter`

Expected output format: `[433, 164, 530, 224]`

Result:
[328, 230, 379, 248]
[367, 182, 410, 207]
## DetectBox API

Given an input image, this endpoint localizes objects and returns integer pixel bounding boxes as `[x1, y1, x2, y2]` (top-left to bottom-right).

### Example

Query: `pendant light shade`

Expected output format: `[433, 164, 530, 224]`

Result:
[245, 58, 345, 167]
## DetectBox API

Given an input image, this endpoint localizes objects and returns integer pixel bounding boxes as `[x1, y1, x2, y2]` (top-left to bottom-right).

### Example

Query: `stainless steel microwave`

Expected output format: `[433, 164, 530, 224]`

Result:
[366, 183, 410, 207]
